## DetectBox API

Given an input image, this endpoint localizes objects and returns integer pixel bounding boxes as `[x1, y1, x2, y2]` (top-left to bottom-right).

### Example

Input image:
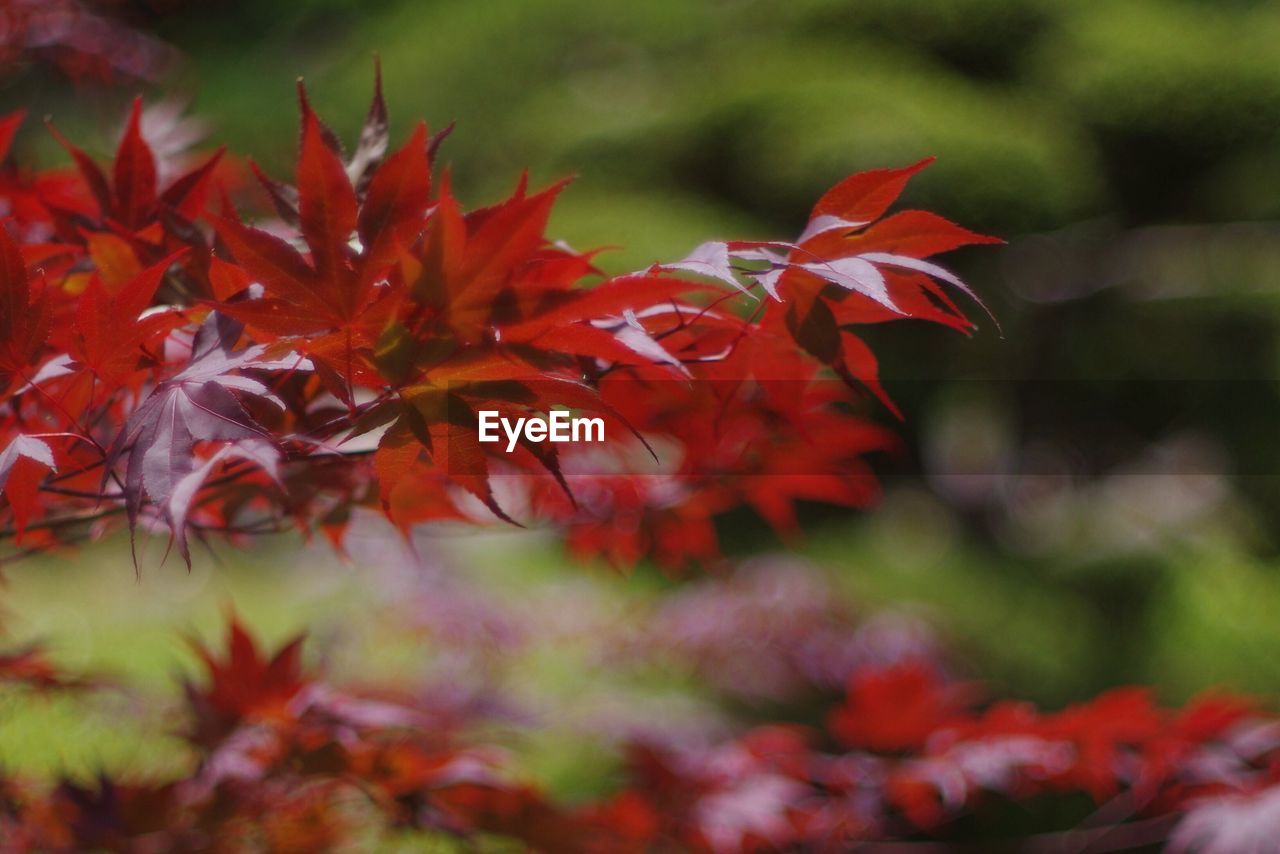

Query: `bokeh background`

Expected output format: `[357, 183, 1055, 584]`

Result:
[5, 0, 1280, 806]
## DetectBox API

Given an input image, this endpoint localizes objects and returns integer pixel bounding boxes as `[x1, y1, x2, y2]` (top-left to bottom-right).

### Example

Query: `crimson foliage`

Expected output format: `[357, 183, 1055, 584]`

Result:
[0, 72, 997, 570]
[15, 66, 1268, 854]
[3, 617, 1277, 852]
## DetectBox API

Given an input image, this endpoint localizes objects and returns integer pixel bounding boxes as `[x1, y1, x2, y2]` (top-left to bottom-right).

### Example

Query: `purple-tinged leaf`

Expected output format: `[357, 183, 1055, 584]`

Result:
[105, 313, 288, 565]
[592, 309, 691, 377]
[0, 435, 57, 536]
[859, 251, 990, 319]
[15, 354, 76, 392]
[658, 241, 753, 295]
[347, 58, 390, 193]
[0, 435, 56, 488]
[755, 267, 784, 301]
[167, 439, 282, 565]
[801, 257, 900, 313]
[650, 240, 813, 301]
[796, 214, 867, 245]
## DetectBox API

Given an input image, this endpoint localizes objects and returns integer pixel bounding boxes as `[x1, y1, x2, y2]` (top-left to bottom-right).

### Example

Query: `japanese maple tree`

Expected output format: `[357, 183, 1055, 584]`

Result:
[1, 27, 1275, 854]
[5, 595, 1278, 852]
[0, 70, 997, 570]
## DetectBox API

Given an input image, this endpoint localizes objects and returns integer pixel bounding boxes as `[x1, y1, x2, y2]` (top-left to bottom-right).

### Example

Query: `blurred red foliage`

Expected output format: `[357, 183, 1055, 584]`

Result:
[3, 618, 1276, 851]
[0, 0, 176, 83]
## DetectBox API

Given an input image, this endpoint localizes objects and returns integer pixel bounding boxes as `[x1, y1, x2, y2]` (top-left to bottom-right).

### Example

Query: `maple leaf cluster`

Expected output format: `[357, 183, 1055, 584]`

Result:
[597, 664, 1280, 852]
[0, 71, 999, 570]
[0, 618, 590, 850]
[4, 616, 1279, 852]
